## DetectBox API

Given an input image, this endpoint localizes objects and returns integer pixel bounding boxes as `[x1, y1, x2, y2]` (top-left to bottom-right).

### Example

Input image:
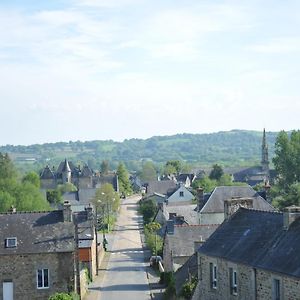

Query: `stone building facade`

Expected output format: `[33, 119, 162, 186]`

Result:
[195, 207, 300, 300]
[0, 252, 74, 300]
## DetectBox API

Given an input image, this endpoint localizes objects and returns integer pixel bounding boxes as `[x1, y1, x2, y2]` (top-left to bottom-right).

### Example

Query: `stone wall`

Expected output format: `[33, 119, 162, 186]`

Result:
[0, 252, 74, 300]
[197, 254, 300, 300]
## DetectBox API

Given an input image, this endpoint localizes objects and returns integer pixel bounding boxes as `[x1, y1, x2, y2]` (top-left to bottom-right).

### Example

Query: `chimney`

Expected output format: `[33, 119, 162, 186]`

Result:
[224, 197, 254, 220]
[196, 188, 204, 212]
[194, 237, 204, 252]
[63, 200, 72, 222]
[166, 219, 175, 234]
[85, 205, 93, 221]
[283, 206, 300, 230]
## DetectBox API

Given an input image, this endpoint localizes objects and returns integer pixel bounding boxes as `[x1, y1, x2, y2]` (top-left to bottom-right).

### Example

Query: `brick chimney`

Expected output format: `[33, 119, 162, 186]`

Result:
[63, 200, 72, 222]
[283, 206, 300, 230]
[196, 188, 204, 212]
[224, 197, 254, 220]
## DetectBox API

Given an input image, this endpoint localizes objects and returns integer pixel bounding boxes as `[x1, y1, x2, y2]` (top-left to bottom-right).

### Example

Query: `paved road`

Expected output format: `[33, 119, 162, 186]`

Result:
[89, 195, 151, 300]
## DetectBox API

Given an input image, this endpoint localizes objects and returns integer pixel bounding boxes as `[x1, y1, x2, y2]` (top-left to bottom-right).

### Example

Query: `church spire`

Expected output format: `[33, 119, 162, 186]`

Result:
[261, 128, 269, 172]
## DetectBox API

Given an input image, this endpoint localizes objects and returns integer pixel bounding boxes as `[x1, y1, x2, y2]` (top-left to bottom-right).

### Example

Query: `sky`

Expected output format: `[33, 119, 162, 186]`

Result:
[0, 0, 300, 145]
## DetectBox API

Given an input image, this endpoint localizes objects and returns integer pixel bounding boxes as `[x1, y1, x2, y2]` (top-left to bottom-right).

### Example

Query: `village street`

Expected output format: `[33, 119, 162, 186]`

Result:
[86, 195, 152, 300]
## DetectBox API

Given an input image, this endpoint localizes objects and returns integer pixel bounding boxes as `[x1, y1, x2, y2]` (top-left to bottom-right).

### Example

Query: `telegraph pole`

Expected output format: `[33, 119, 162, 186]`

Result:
[95, 205, 99, 275]
[74, 223, 81, 297]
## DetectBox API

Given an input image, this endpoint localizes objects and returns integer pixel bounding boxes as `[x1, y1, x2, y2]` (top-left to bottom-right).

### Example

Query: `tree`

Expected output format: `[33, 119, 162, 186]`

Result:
[209, 164, 224, 181]
[139, 199, 157, 224]
[0, 152, 16, 179]
[116, 162, 132, 196]
[22, 171, 40, 188]
[273, 130, 300, 188]
[164, 160, 182, 175]
[100, 160, 109, 175]
[192, 176, 217, 193]
[94, 183, 120, 213]
[139, 161, 157, 182]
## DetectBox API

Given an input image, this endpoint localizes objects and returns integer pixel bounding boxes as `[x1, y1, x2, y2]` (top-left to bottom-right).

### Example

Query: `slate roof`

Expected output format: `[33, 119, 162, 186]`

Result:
[177, 173, 196, 183]
[81, 164, 93, 177]
[0, 211, 75, 255]
[165, 204, 198, 225]
[40, 165, 55, 179]
[61, 189, 97, 207]
[199, 208, 300, 278]
[200, 186, 274, 213]
[146, 180, 177, 196]
[73, 210, 94, 248]
[166, 224, 218, 258]
[95, 174, 118, 192]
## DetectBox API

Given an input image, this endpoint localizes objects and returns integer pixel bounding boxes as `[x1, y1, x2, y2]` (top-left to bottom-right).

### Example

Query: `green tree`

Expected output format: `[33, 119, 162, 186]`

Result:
[277, 131, 300, 185]
[139, 161, 157, 182]
[139, 199, 157, 224]
[209, 164, 224, 181]
[117, 162, 132, 196]
[57, 183, 78, 194]
[100, 160, 109, 175]
[22, 171, 40, 188]
[192, 176, 217, 193]
[164, 160, 182, 175]
[94, 183, 120, 213]
[0, 152, 16, 179]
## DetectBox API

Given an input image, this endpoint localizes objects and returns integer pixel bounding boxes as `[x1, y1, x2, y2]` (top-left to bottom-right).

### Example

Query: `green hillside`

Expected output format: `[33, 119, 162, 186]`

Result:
[0, 130, 278, 173]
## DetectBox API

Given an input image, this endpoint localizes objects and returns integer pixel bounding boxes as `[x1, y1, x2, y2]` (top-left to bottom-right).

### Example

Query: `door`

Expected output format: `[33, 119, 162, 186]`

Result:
[3, 281, 13, 300]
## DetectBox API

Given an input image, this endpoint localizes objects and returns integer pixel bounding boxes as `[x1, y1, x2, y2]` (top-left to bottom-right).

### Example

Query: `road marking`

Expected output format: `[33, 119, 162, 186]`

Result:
[110, 250, 144, 255]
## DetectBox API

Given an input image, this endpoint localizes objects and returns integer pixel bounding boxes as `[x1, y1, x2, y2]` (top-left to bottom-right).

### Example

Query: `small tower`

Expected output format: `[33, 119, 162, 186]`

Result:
[261, 128, 269, 174]
[62, 158, 72, 184]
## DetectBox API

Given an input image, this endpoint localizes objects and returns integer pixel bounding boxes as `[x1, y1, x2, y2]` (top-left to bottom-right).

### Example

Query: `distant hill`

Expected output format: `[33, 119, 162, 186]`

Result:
[0, 130, 278, 172]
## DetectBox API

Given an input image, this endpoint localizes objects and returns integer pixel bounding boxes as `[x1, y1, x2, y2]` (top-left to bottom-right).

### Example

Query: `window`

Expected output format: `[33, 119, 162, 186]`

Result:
[230, 268, 238, 295]
[37, 269, 49, 289]
[272, 279, 280, 300]
[179, 191, 184, 197]
[210, 263, 217, 289]
[5, 237, 17, 248]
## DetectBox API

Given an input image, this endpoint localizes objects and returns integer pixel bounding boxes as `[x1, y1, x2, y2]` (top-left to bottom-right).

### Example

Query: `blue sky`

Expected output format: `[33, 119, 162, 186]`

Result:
[0, 0, 299, 145]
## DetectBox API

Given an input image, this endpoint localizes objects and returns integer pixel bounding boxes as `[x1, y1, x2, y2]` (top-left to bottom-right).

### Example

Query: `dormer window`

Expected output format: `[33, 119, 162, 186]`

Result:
[5, 237, 17, 248]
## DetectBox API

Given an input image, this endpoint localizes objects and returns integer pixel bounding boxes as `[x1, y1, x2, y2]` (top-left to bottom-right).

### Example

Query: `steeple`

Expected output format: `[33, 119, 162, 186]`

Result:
[261, 128, 269, 173]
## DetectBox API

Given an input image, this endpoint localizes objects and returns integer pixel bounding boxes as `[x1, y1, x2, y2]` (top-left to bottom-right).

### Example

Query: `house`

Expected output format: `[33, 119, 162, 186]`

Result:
[197, 185, 274, 225]
[40, 159, 118, 192]
[163, 223, 218, 272]
[73, 205, 99, 281]
[176, 173, 196, 188]
[195, 205, 300, 300]
[155, 202, 198, 226]
[0, 207, 75, 300]
[166, 185, 195, 205]
[145, 180, 177, 196]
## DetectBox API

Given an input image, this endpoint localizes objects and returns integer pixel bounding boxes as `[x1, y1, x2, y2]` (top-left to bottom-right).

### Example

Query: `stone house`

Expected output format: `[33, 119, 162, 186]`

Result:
[197, 185, 274, 225]
[176, 173, 197, 188]
[0, 207, 75, 300]
[163, 223, 218, 272]
[40, 159, 118, 192]
[194, 205, 300, 300]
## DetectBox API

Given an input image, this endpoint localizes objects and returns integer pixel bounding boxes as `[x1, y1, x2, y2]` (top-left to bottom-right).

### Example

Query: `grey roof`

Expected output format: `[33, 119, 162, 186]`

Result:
[165, 204, 198, 225]
[166, 224, 218, 257]
[40, 165, 55, 179]
[95, 174, 118, 192]
[199, 208, 300, 278]
[200, 186, 274, 213]
[81, 164, 93, 177]
[73, 210, 94, 243]
[61, 159, 71, 172]
[177, 173, 196, 183]
[146, 180, 177, 196]
[62, 189, 97, 207]
[0, 211, 74, 255]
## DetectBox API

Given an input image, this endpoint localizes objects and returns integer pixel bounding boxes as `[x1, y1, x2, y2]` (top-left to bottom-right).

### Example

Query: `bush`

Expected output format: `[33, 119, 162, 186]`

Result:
[180, 276, 198, 299]
[48, 292, 79, 300]
[138, 199, 156, 224]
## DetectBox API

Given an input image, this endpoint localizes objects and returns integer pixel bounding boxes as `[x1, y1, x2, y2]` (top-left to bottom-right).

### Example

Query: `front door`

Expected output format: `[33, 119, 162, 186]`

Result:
[3, 281, 13, 300]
